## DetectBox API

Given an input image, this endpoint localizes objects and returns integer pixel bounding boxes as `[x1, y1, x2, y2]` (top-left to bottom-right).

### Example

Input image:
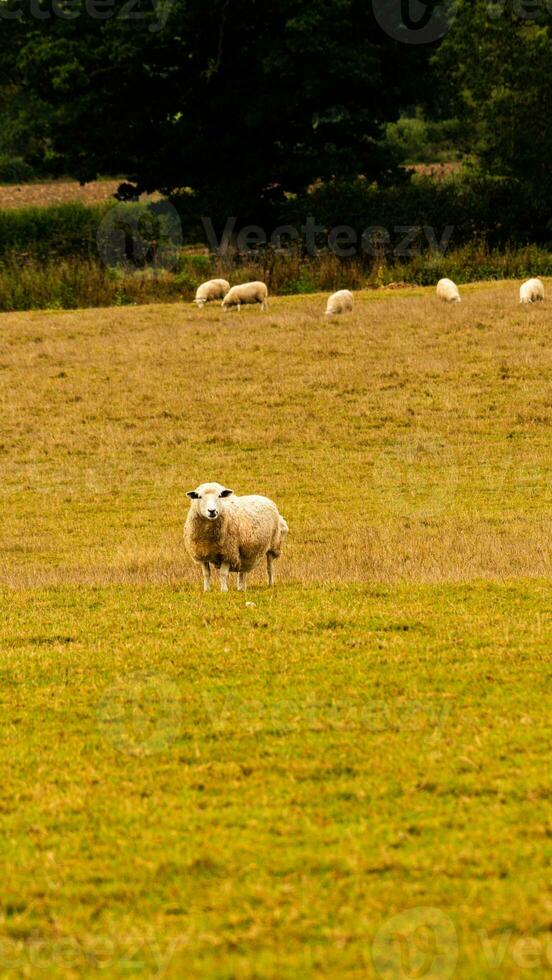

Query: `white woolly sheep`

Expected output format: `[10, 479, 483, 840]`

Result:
[325, 289, 353, 315]
[221, 281, 268, 311]
[520, 278, 544, 304]
[184, 482, 288, 592]
[436, 278, 461, 303]
[194, 278, 230, 307]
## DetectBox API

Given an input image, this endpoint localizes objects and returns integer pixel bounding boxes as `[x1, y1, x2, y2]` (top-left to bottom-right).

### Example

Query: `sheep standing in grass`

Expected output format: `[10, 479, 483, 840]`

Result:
[325, 290, 353, 315]
[436, 278, 461, 303]
[520, 278, 544, 304]
[221, 281, 268, 312]
[194, 279, 230, 307]
[184, 482, 288, 592]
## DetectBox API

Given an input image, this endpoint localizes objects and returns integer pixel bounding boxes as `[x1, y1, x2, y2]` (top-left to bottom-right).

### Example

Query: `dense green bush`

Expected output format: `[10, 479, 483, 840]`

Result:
[384, 112, 465, 165]
[171, 170, 547, 254]
[0, 202, 110, 259]
[0, 257, 185, 311]
[0, 199, 201, 261]
[282, 172, 546, 250]
[175, 253, 212, 291]
[0, 156, 35, 183]
[383, 243, 552, 286]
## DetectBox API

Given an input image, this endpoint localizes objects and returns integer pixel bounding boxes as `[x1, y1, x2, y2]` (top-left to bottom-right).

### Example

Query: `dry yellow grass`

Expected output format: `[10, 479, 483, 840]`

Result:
[1, 281, 551, 589]
[0, 180, 161, 209]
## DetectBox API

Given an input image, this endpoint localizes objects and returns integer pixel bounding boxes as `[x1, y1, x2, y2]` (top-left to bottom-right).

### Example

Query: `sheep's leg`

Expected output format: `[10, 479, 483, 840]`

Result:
[202, 562, 211, 592]
[237, 302, 241, 312]
[261, 300, 267, 311]
[219, 562, 230, 592]
[267, 553, 275, 587]
[237, 572, 247, 591]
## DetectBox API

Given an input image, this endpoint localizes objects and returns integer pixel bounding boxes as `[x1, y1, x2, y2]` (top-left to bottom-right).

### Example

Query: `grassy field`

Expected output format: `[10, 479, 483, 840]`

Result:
[1, 283, 552, 977]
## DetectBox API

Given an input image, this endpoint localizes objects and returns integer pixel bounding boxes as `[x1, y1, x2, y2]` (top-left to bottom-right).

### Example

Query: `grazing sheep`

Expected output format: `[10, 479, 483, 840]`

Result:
[194, 278, 230, 307]
[325, 289, 353, 315]
[436, 278, 461, 303]
[520, 278, 544, 304]
[221, 281, 268, 312]
[184, 482, 288, 592]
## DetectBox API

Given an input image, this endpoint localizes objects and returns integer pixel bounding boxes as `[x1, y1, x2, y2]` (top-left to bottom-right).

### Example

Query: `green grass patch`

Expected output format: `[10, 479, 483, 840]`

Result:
[1, 582, 551, 977]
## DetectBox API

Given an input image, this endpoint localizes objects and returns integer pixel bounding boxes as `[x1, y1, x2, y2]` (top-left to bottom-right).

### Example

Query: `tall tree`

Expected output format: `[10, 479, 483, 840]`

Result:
[0, 0, 433, 217]
[434, 0, 552, 203]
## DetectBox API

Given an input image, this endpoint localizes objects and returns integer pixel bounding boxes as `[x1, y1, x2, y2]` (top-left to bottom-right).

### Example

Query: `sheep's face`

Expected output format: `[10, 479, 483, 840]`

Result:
[195, 297, 206, 308]
[187, 483, 233, 521]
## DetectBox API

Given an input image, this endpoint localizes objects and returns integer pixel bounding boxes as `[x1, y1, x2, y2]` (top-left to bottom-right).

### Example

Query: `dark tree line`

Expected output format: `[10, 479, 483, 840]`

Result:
[1, 0, 552, 222]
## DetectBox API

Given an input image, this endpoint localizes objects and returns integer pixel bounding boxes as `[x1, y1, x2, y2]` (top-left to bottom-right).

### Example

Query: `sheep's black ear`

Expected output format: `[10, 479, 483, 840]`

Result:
[220, 489, 233, 498]
[187, 491, 199, 499]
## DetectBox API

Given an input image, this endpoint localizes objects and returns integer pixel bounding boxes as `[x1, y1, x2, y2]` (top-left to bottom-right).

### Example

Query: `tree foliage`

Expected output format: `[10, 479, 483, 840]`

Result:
[434, 0, 552, 206]
[0, 0, 436, 215]
[3, 0, 552, 229]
